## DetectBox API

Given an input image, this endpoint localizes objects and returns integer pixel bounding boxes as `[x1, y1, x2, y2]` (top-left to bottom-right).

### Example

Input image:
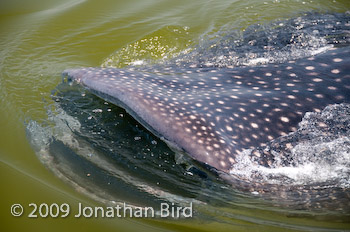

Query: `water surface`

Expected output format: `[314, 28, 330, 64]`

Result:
[1, 0, 350, 231]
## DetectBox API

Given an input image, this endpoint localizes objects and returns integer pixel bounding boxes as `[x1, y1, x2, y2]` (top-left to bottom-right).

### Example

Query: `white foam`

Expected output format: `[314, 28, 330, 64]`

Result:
[230, 137, 350, 187]
[243, 57, 269, 66]
[129, 60, 146, 66]
[309, 45, 333, 56]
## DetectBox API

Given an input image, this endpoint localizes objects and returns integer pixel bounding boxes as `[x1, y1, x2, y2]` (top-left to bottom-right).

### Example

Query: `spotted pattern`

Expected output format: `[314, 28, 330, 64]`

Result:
[63, 47, 350, 172]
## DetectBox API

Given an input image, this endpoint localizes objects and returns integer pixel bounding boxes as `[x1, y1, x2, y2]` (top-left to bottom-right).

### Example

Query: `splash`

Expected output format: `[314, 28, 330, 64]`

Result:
[230, 104, 350, 188]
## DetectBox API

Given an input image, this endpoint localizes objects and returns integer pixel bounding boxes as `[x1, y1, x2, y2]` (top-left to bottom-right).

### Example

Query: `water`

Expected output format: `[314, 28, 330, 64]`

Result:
[1, 0, 350, 231]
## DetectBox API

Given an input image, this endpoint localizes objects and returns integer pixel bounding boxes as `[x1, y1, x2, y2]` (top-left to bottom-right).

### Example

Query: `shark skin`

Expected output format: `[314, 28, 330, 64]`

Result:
[62, 47, 350, 173]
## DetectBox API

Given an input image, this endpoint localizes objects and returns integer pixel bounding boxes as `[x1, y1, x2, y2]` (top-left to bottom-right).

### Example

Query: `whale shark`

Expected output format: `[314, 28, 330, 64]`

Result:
[63, 46, 350, 175]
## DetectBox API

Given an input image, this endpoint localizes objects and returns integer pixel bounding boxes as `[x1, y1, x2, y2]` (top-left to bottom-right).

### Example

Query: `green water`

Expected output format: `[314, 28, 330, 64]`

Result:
[1, 0, 350, 231]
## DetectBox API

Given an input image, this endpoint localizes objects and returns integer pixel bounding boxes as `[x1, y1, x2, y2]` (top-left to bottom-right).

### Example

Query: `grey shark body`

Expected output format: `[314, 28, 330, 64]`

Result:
[63, 47, 350, 173]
